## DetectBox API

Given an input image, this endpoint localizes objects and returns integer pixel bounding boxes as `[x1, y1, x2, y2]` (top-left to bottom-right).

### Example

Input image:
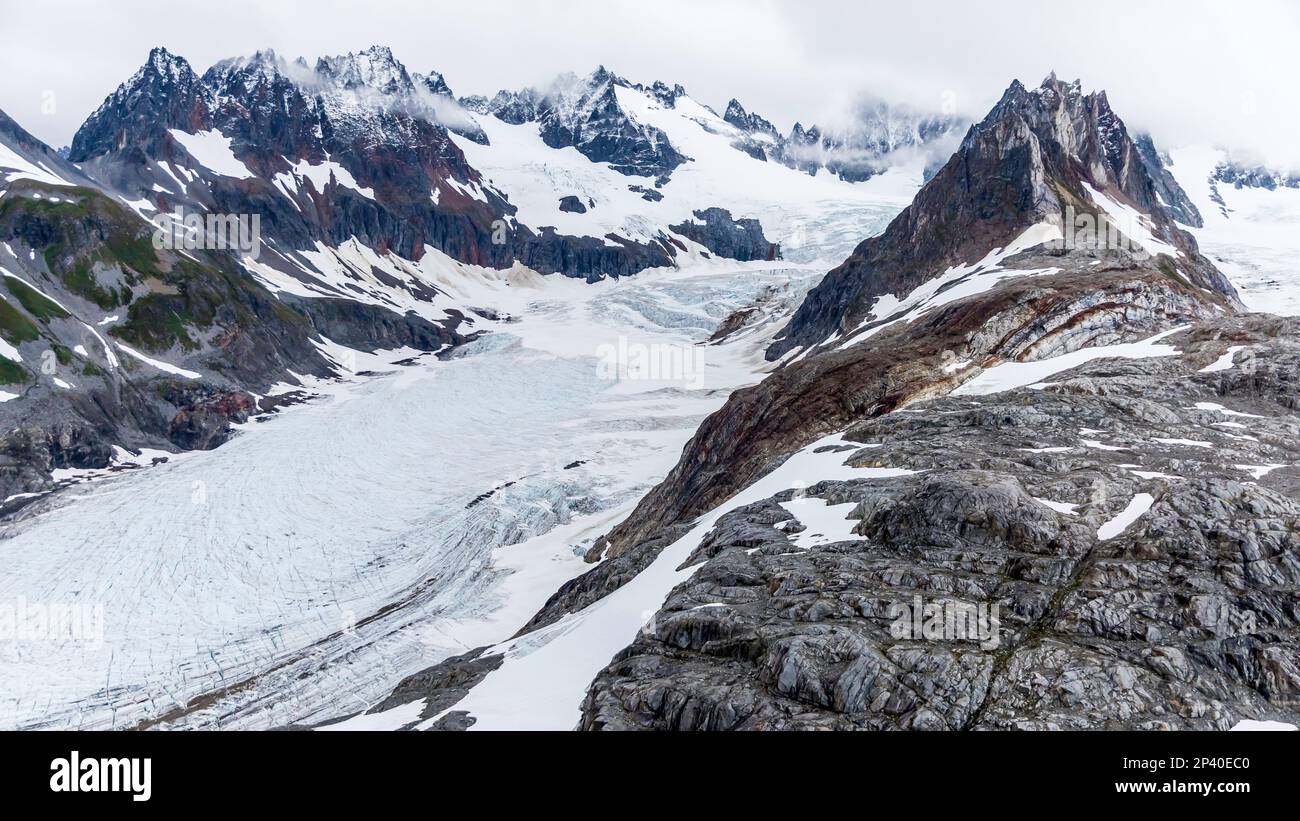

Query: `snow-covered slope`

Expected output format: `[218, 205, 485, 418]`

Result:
[1168, 146, 1300, 316]
[456, 80, 922, 264]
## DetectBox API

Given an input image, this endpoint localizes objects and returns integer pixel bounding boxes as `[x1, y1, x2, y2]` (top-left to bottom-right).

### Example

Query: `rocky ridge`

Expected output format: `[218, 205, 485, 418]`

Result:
[580, 314, 1300, 729]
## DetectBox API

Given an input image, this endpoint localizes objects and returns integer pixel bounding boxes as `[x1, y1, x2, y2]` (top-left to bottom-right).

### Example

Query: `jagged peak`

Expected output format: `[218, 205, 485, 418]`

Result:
[724, 98, 779, 137]
[69, 47, 212, 162]
[788, 122, 820, 143]
[963, 78, 1130, 199]
[99, 47, 206, 108]
[145, 46, 189, 72]
[126, 46, 203, 89]
[977, 75, 1116, 140]
[416, 70, 453, 97]
[1037, 71, 1083, 93]
[642, 80, 686, 107]
[650, 80, 685, 96]
[582, 64, 621, 92]
[205, 48, 294, 86]
[314, 45, 414, 94]
[503, 66, 683, 114]
[766, 71, 1236, 362]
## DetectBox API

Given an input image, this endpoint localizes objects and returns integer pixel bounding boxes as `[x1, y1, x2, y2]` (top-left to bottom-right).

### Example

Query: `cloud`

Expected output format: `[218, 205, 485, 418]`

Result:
[1, 0, 1297, 169]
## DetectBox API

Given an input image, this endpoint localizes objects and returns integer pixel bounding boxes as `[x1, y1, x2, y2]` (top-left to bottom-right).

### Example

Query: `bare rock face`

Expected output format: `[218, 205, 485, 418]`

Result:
[161, 385, 257, 450]
[669, 208, 781, 262]
[1134, 133, 1203, 228]
[578, 314, 1300, 730]
[558, 195, 588, 214]
[594, 265, 1227, 567]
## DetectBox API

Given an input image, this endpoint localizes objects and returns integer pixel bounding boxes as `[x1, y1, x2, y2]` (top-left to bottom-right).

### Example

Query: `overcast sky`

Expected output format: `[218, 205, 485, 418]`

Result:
[3, 0, 1297, 169]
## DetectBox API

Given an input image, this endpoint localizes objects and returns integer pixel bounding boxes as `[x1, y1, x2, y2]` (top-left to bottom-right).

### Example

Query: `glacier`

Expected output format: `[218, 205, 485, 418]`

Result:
[0, 245, 879, 729]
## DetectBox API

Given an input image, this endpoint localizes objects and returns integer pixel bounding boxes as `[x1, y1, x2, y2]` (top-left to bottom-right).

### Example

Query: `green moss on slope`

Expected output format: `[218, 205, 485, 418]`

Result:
[0, 297, 40, 344]
[3, 276, 69, 321]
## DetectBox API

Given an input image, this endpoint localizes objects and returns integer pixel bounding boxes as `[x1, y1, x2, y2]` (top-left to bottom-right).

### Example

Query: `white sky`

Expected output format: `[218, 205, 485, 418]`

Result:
[2, 0, 1297, 169]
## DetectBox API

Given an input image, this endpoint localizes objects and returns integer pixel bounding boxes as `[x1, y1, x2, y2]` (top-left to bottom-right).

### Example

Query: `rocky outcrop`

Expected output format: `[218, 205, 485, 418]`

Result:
[565, 262, 1228, 570]
[669, 208, 781, 262]
[1213, 161, 1300, 191]
[579, 314, 1300, 730]
[558, 195, 588, 214]
[291, 296, 464, 354]
[1134, 133, 1203, 227]
[162, 385, 257, 450]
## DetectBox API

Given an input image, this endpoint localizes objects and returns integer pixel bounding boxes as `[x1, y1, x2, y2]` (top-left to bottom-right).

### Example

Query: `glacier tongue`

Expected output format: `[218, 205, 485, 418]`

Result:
[0, 257, 839, 730]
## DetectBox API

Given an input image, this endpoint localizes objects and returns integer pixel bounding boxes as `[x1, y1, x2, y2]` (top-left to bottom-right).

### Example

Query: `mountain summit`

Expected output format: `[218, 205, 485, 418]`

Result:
[768, 74, 1234, 360]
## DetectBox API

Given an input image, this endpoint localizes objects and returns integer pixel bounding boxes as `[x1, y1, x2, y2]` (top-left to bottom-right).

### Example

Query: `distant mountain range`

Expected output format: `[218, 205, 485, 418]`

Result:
[0, 44, 962, 503]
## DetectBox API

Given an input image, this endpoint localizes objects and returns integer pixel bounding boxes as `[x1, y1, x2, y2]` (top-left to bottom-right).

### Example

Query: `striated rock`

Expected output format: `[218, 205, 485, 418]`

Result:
[578, 314, 1300, 730]
[597, 268, 1224, 565]
[1134, 133, 1203, 227]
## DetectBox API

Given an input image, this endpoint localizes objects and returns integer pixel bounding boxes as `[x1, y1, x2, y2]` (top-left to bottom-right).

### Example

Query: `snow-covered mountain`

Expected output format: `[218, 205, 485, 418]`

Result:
[482, 67, 687, 179]
[68, 46, 936, 287]
[1165, 145, 1300, 316]
[4, 45, 1298, 737]
[723, 94, 963, 182]
[767, 74, 1234, 362]
[0, 44, 945, 513]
